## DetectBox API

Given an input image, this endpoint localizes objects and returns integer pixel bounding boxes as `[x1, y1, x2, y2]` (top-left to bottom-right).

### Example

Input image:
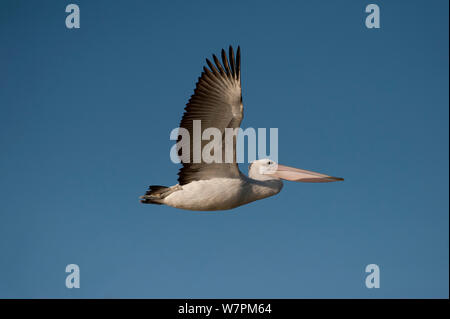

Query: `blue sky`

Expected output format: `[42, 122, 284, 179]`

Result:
[0, 0, 448, 298]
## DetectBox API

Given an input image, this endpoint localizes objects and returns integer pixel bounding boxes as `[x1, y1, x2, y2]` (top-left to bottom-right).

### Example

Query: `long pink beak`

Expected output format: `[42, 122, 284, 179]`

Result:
[272, 164, 344, 183]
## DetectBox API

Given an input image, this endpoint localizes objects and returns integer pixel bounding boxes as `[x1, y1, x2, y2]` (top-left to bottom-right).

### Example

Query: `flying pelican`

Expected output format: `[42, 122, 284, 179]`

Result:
[140, 46, 343, 211]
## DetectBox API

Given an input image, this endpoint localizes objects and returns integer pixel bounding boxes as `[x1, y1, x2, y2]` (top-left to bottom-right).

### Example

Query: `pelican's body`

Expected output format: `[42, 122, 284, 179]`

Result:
[163, 179, 281, 211]
[160, 168, 283, 211]
[141, 46, 343, 211]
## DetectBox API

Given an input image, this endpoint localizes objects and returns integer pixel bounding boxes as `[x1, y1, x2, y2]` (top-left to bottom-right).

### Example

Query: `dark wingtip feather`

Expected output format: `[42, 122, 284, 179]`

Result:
[228, 46, 236, 78]
[205, 58, 218, 75]
[236, 46, 241, 79]
[221, 49, 231, 77]
[212, 54, 225, 75]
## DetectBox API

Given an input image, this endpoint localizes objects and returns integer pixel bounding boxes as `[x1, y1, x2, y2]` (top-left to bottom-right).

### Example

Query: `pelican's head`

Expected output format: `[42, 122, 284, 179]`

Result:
[248, 159, 344, 183]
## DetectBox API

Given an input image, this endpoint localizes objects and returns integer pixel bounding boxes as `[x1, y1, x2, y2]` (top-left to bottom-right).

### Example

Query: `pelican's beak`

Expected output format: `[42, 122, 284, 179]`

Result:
[272, 164, 344, 183]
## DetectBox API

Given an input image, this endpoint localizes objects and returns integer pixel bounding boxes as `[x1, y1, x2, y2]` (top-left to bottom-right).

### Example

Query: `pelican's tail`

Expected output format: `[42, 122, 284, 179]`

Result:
[140, 184, 182, 205]
[140, 185, 169, 204]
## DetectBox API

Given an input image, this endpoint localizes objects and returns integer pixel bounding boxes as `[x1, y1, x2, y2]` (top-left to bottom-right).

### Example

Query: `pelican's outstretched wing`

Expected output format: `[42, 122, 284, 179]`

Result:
[177, 46, 243, 185]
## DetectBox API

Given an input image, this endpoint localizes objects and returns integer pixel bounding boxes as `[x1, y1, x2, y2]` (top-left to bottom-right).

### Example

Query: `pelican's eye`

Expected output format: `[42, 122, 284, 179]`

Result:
[267, 161, 273, 165]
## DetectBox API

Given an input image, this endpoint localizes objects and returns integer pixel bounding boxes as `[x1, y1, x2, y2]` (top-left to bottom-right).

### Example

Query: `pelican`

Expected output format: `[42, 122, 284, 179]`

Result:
[140, 46, 343, 211]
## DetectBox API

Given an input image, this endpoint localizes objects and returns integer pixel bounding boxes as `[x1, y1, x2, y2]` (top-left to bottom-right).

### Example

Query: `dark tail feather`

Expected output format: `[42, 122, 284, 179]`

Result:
[140, 185, 169, 205]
